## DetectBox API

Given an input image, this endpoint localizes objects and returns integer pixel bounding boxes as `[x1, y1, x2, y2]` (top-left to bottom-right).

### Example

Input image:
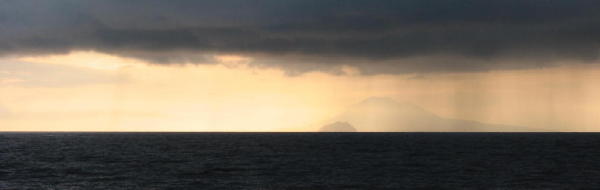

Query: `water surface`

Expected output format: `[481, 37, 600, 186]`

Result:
[1, 132, 600, 189]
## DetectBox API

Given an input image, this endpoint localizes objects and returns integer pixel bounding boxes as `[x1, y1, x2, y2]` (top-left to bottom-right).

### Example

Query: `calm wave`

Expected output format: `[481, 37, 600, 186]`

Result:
[1, 132, 600, 189]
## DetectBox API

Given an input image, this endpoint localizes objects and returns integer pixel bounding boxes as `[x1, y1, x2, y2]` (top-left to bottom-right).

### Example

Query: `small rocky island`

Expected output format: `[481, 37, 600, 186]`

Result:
[319, 121, 357, 132]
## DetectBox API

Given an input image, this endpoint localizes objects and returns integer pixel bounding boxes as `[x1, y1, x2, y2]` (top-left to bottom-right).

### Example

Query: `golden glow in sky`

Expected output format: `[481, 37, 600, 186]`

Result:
[1, 51, 600, 131]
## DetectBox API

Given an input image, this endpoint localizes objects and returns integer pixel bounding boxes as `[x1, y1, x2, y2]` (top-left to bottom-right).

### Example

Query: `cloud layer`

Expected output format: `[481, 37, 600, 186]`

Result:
[1, 0, 600, 74]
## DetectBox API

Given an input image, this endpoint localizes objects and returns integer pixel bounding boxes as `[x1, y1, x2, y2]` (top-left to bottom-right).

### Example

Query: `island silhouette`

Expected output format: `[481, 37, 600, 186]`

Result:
[320, 97, 529, 132]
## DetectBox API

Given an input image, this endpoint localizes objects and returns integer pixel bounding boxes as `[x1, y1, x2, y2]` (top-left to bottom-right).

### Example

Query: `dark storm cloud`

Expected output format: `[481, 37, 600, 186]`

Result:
[1, 0, 600, 74]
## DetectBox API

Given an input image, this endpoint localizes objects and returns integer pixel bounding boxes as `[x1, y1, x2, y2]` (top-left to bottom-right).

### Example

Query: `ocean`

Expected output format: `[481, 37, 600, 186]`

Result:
[1, 132, 600, 189]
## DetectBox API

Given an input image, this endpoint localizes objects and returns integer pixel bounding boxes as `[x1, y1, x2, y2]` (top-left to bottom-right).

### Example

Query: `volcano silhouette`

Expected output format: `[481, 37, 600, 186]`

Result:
[324, 97, 527, 132]
[319, 122, 357, 132]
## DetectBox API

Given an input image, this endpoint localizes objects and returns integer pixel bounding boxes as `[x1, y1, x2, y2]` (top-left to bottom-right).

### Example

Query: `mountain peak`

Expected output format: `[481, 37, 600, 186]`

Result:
[319, 121, 357, 132]
[325, 97, 526, 132]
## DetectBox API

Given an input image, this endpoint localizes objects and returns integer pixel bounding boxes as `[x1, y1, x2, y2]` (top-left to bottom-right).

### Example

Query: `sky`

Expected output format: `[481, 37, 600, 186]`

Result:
[1, 0, 600, 131]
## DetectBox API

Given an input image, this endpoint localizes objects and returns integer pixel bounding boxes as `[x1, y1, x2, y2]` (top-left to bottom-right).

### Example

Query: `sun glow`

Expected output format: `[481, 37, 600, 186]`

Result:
[2, 51, 600, 131]
[18, 51, 143, 71]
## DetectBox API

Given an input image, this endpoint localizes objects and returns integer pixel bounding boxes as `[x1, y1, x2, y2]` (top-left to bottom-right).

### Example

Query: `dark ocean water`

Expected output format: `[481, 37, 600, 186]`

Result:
[1, 133, 600, 189]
